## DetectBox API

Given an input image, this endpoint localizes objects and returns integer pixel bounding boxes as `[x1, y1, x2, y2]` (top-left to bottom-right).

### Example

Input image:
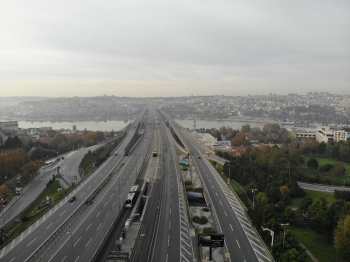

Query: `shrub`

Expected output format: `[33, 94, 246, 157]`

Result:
[185, 180, 192, 185]
[192, 215, 208, 224]
[21, 216, 29, 222]
[202, 227, 217, 233]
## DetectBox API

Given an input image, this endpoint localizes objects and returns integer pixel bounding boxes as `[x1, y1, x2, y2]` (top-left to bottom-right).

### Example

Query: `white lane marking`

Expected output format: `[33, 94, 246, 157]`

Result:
[85, 238, 92, 248]
[220, 201, 222, 205]
[60, 210, 66, 217]
[216, 192, 218, 196]
[46, 222, 53, 229]
[230, 224, 233, 231]
[106, 211, 110, 217]
[97, 223, 102, 231]
[96, 211, 101, 217]
[169, 221, 171, 229]
[27, 237, 37, 247]
[86, 223, 92, 231]
[103, 202, 107, 207]
[61, 255, 67, 262]
[224, 211, 227, 217]
[236, 240, 240, 248]
[74, 237, 81, 247]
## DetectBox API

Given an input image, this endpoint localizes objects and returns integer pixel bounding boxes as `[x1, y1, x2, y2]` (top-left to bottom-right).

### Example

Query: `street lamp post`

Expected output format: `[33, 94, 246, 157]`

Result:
[261, 227, 274, 247]
[229, 162, 231, 180]
[280, 223, 289, 250]
[66, 231, 75, 262]
[251, 189, 257, 209]
[139, 234, 145, 262]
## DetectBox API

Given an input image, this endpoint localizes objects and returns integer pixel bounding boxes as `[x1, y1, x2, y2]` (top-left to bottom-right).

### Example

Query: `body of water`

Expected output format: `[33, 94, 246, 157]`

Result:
[18, 119, 308, 133]
[175, 119, 268, 130]
[18, 120, 131, 132]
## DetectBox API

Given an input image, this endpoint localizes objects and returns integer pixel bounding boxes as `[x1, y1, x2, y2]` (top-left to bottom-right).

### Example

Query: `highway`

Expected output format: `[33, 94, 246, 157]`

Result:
[0, 145, 101, 229]
[150, 121, 193, 262]
[0, 117, 144, 261]
[162, 111, 273, 262]
[298, 182, 350, 192]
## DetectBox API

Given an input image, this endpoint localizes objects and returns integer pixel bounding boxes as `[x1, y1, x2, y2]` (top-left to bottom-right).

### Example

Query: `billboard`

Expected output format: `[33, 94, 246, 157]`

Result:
[198, 233, 224, 247]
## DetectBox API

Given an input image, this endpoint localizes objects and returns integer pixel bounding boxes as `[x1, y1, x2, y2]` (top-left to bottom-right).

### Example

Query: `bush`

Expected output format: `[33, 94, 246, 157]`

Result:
[192, 215, 208, 224]
[185, 185, 193, 191]
[185, 180, 192, 185]
[334, 190, 350, 201]
[319, 164, 334, 173]
[21, 216, 29, 222]
[202, 227, 217, 233]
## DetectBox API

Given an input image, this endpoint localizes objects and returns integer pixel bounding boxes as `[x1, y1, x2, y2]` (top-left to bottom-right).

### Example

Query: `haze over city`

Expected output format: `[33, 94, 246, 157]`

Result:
[1, 0, 349, 97]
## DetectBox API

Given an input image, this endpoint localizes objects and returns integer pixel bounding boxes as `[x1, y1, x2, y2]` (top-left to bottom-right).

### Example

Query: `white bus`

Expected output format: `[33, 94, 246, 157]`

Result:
[130, 184, 139, 193]
[125, 193, 135, 208]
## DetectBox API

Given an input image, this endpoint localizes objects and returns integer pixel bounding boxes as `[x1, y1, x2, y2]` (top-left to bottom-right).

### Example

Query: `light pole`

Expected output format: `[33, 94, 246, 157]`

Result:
[66, 231, 75, 262]
[118, 177, 121, 210]
[251, 188, 257, 209]
[139, 234, 145, 262]
[261, 227, 274, 247]
[280, 223, 289, 250]
[228, 162, 231, 180]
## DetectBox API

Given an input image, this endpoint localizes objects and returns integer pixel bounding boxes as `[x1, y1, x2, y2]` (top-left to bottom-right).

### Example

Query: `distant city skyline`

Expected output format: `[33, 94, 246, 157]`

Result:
[1, 1, 349, 97]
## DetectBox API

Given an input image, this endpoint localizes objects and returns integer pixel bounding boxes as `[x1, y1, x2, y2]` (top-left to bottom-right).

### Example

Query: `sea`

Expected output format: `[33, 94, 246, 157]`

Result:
[18, 119, 301, 132]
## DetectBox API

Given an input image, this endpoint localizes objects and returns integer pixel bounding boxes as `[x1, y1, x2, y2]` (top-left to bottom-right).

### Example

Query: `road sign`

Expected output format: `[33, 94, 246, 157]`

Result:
[198, 233, 224, 247]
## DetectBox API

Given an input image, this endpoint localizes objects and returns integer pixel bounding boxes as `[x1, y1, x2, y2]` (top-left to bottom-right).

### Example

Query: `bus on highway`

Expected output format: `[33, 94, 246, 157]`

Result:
[130, 184, 139, 193]
[125, 184, 139, 208]
[125, 193, 135, 208]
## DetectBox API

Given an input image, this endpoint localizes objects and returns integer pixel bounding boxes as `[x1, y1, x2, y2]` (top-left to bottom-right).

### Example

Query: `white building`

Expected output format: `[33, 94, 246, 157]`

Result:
[0, 121, 18, 130]
[315, 126, 350, 143]
[316, 126, 334, 143]
[334, 129, 350, 142]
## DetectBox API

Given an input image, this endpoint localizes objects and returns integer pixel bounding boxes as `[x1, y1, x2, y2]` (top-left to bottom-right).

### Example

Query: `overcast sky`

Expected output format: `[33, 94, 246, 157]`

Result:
[1, 0, 349, 97]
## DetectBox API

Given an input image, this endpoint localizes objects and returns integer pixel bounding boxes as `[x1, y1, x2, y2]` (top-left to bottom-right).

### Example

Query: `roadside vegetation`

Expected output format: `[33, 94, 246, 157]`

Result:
[209, 124, 350, 261]
[0, 180, 71, 245]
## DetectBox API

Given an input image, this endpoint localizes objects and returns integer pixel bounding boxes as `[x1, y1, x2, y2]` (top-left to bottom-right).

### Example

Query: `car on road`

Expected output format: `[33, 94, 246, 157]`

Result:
[197, 156, 201, 159]
[68, 196, 76, 202]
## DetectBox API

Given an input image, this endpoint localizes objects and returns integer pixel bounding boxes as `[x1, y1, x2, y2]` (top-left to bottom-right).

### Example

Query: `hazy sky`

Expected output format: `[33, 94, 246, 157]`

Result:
[1, 0, 349, 97]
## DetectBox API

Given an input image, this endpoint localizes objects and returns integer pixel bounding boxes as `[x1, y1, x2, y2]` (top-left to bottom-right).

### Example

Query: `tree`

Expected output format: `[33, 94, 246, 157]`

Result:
[240, 124, 251, 134]
[0, 184, 12, 204]
[280, 248, 305, 262]
[280, 185, 291, 205]
[231, 133, 249, 146]
[334, 214, 350, 257]
[331, 163, 346, 177]
[263, 123, 281, 133]
[307, 158, 318, 170]
[308, 198, 332, 237]
[298, 196, 312, 213]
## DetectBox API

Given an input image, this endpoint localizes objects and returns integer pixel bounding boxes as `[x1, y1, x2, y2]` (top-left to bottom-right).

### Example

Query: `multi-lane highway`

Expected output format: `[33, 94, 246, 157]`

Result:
[1, 107, 276, 262]
[162, 111, 273, 262]
[0, 116, 145, 261]
[150, 121, 193, 262]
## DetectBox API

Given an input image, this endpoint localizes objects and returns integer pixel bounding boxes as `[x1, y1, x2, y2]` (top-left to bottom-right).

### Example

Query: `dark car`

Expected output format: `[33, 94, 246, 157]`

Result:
[68, 196, 76, 202]
[197, 156, 201, 159]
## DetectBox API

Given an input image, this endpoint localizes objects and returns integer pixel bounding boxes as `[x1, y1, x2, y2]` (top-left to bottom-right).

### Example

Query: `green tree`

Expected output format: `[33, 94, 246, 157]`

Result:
[331, 163, 346, 177]
[307, 157, 318, 170]
[334, 214, 350, 257]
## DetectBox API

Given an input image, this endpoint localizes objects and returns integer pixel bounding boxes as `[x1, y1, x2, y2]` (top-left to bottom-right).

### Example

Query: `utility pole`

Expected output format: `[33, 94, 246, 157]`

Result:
[251, 189, 257, 209]
[281, 223, 289, 250]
